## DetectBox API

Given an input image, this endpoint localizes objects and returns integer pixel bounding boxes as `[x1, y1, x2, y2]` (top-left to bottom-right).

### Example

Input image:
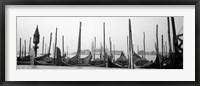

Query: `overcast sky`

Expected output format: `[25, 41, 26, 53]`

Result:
[17, 17, 183, 55]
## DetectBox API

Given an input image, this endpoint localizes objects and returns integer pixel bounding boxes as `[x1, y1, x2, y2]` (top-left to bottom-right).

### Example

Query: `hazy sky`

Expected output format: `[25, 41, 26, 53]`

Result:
[17, 17, 183, 55]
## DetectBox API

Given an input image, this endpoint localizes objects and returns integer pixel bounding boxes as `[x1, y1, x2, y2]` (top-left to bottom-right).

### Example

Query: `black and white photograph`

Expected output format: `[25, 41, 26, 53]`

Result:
[4, 4, 196, 82]
[16, 16, 183, 69]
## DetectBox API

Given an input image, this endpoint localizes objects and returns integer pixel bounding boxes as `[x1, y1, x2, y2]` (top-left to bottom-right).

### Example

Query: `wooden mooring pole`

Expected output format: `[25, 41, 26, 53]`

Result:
[129, 19, 134, 69]
[161, 34, 164, 68]
[19, 38, 21, 58]
[48, 33, 52, 56]
[113, 44, 115, 62]
[76, 22, 82, 64]
[127, 36, 130, 68]
[167, 17, 174, 68]
[167, 17, 172, 53]
[171, 17, 179, 68]
[165, 41, 167, 57]
[24, 40, 26, 57]
[171, 17, 178, 54]
[53, 43, 54, 57]
[45, 43, 47, 55]
[100, 42, 102, 59]
[143, 32, 145, 58]
[22, 45, 24, 58]
[54, 28, 58, 64]
[109, 37, 112, 58]
[62, 35, 64, 56]
[29, 37, 32, 55]
[156, 25, 161, 69]
[42, 36, 44, 55]
[94, 37, 96, 61]
[103, 22, 108, 67]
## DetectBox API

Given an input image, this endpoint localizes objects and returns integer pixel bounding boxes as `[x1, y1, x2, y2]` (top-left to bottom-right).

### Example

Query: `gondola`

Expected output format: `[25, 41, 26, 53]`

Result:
[34, 59, 54, 65]
[33, 53, 55, 65]
[55, 47, 71, 66]
[115, 52, 128, 67]
[79, 52, 93, 66]
[17, 53, 52, 65]
[67, 52, 92, 66]
[108, 58, 125, 68]
[89, 52, 104, 66]
[101, 53, 126, 68]
[140, 54, 161, 68]
[133, 53, 150, 67]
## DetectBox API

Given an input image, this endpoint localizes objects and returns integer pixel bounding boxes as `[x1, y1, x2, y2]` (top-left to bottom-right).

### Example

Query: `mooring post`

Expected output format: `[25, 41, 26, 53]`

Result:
[19, 38, 21, 58]
[62, 35, 64, 56]
[109, 37, 112, 61]
[161, 35, 164, 68]
[171, 17, 178, 54]
[76, 22, 82, 64]
[24, 40, 26, 57]
[100, 42, 102, 59]
[165, 41, 167, 57]
[48, 33, 52, 57]
[129, 19, 134, 69]
[45, 43, 47, 55]
[54, 28, 58, 65]
[171, 17, 179, 68]
[156, 25, 161, 69]
[167, 17, 174, 68]
[42, 36, 44, 55]
[91, 40, 93, 58]
[113, 44, 115, 62]
[29, 37, 32, 55]
[127, 36, 130, 68]
[103, 22, 108, 67]
[22, 45, 24, 58]
[143, 32, 145, 58]
[94, 37, 96, 61]
[167, 17, 173, 53]
[53, 43, 54, 58]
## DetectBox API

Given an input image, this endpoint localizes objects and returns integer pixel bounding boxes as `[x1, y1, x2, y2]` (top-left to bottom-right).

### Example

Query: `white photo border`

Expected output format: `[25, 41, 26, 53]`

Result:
[5, 5, 195, 81]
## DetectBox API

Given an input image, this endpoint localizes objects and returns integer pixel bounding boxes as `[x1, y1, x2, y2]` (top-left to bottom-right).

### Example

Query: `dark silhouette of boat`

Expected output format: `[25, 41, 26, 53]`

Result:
[140, 54, 161, 68]
[115, 52, 128, 67]
[89, 52, 125, 68]
[34, 59, 54, 65]
[17, 53, 54, 65]
[133, 52, 150, 67]
[79, 52, 93, 65]
[34, 47, 69, 66]
[104, 53, 127, 68]
[55, 47, 71, 66]
[108, 58, 125, 68]
[34, 53, 55, 65]
[67, 52, 92, 66]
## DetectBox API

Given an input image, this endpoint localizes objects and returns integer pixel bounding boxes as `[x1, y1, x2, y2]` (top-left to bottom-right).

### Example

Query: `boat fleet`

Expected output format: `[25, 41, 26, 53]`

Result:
[17, 17, 183, 69]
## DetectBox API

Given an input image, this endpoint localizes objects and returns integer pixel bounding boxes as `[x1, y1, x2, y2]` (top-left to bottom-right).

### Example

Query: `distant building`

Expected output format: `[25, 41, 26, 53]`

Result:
[71, 48, 124, 55]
